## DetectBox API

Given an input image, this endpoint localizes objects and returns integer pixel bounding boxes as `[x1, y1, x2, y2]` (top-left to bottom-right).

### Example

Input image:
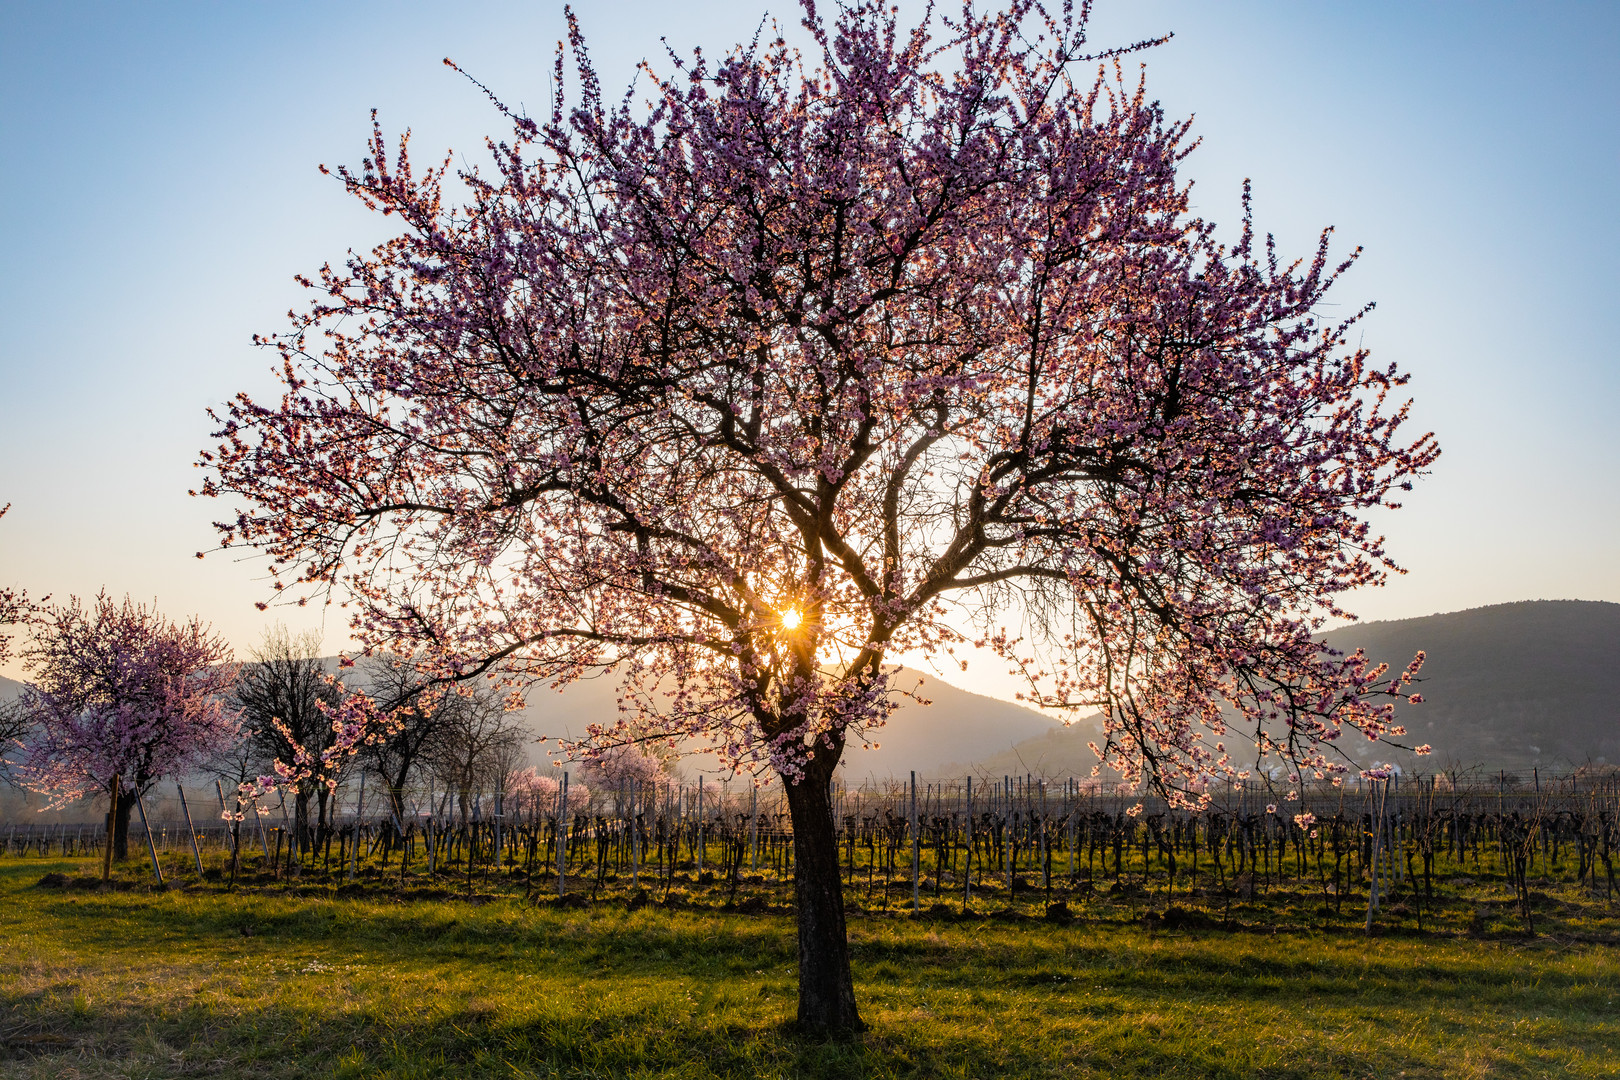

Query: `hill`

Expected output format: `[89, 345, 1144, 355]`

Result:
[511, 666, 1062, 780]
[5, 663, 1060, 781]
[1318, 600, 1620, 771]
[8, 600, 1612, 780]
[973, 600, 1620, 779]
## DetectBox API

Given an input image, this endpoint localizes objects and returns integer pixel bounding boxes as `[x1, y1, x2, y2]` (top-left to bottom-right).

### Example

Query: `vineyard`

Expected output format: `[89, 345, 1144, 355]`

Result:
[11, 772, 1619, 936]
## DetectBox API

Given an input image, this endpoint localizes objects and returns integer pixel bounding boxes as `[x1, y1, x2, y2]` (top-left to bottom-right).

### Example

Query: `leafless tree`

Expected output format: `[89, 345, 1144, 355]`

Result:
[233, 625, 346, 848]
[361, 653, 469, 825]
[425, 684, 524, 828]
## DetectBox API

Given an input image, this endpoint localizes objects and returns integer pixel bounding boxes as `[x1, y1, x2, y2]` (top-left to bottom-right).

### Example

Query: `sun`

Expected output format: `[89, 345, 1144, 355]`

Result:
[780, 607, 802, 631]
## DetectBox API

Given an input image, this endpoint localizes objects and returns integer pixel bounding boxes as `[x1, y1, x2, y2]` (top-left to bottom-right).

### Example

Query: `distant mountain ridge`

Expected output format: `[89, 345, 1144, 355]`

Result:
[376, 600, 1620, 776]
[509, 665, 1063, 780]
[2, 665, 1059, 779]
[967, 600, 1620, 779]
[5, 600, 1614, 777]
[1320, 600, 1619, 770]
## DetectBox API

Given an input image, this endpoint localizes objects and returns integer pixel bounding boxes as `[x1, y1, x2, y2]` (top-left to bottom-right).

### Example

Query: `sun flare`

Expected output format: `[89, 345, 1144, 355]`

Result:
[780, 607, 802, 631]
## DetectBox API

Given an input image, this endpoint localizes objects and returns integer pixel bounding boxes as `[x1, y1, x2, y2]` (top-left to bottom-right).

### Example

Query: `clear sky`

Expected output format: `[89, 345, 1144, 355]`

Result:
[2, 1, 1616, 700]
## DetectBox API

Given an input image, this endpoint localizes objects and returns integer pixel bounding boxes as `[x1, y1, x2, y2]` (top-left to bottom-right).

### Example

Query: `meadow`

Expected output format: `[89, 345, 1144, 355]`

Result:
[2, 850, 1617, 1080]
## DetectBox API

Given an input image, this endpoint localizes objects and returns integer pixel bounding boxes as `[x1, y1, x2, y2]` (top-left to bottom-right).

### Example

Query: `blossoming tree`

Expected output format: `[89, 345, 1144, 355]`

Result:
[0, 505, 31, 669]
[201, 0, 1436, 1031]
[508, 767, 592, 816]
[581, 744, 670, 793]
[0, 507, 33, 765]
[16, 593, 238, 859]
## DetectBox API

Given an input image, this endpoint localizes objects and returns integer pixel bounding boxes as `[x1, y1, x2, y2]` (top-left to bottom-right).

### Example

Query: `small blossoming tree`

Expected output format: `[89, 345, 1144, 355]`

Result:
[508, 767, 592, 815]
[201, 0, 1436, 1031]
[0, 507, 34, 767]
[580, 743, 670, 793]
[15, 593, 238, 859]
[234, 625, 348, 850]
[0, 505, 32, 669]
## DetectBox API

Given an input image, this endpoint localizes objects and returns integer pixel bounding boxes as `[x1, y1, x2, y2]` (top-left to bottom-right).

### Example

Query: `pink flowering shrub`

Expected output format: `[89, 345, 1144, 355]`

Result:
[579, 744, 669, 792]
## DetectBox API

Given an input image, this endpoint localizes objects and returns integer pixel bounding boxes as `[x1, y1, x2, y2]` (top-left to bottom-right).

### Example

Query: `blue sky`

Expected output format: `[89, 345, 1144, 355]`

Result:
[2, 1, 1616, 699]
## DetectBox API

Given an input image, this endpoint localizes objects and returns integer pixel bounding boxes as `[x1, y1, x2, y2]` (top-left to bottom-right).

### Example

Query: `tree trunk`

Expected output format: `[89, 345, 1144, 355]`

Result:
[294, 788, 311, 851]
[389, 772, 409, 830]
[783, 763, 866, 1035]
[110, 789, 134, 861]
[315, 785, 332, 852]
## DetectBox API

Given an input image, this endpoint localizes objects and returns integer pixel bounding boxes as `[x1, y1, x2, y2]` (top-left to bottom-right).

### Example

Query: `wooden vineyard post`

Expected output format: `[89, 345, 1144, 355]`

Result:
[494, 789, 504, 871]
[964, 775, 973, 909]
[695, 780, 704, 879]
[176, 783, 204, 876]
[997, 777, 1010, 893]
[1497, 770, 1505, 880]
[251, 796, 270, 859]
[557, 772, 569, 897]
[1392, 770, 1402, 887]
[1039, 779, 1049, 898]
[349, 772, 365, 884]
[217, 779, 242, 885]
[285, 791, 301, 872]
[465, 793, 477, 890]
[426, 782, 437, 878]
[749, 784, 758, 872]
[134, 786, 164, 884]
[275, 791, 294, 878]
[631, 779, 641, 889]
[102, 774, 120, 881]
[388, 800, 409, 885]
[910, 771, 920, 913]
[1067, 779, 1076, 881]
[1365, 778, 1387, 933]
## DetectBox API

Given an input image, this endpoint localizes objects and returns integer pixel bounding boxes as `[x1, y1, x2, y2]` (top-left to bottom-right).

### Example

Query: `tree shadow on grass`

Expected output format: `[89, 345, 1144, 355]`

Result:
[4, 863, 1616, 1078]
[4, 986, 1505, 1080]
[0, 989, 1356, 1080]
[0, 986, 1054, 1080]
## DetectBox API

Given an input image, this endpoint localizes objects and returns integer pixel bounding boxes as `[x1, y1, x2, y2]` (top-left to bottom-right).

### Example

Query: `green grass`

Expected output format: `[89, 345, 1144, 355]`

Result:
[2, 858, 1617, 1078]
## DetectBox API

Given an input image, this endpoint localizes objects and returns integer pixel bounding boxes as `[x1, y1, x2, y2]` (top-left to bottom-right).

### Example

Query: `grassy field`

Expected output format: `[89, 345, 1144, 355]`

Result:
[2, 857, 1617, 1079]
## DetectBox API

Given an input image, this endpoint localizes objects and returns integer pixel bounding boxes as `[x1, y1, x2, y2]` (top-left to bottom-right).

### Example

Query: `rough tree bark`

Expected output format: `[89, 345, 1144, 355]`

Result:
[783, 743, 865, 1034]
[108, 783, 135, 862]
